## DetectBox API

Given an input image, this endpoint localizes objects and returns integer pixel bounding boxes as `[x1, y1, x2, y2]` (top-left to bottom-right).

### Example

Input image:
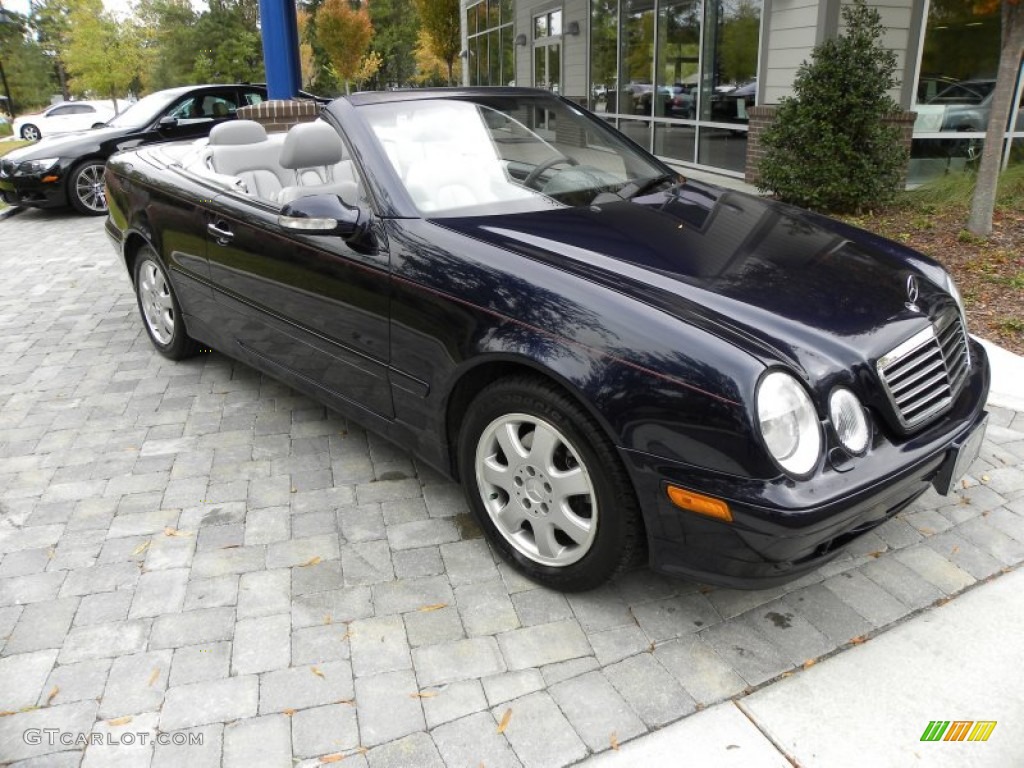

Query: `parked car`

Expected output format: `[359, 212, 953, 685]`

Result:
[710, 79, 756, 123]
[0, 84, 270, 215]
[669, 84, 695, 119]
[104, 87, 989, 592]
[927, 79, 1024, 132]
[12, 99, 122, 141]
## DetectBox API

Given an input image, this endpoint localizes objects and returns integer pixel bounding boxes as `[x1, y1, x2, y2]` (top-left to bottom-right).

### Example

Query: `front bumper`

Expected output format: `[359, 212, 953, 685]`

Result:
[625, 342, 991, 588]
[0, 169, 69, 210]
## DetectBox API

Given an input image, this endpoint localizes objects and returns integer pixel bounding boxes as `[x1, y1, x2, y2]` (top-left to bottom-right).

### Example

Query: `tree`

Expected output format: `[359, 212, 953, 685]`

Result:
[296, 8, 317, 87]
[316, 0, 372, 93]
[31, 0, 73, 100]
[368, 0, 419, 89]
[135, 0, 200, 90]
[967, 0, 1024, 236]
[191, 0, 263, 83]
[756, 0, 907, 213]
[412, 28, 453, 86]
[412, 0, 459, 85]
[0, 10, 56, 113]
[64, 0, 144, 111]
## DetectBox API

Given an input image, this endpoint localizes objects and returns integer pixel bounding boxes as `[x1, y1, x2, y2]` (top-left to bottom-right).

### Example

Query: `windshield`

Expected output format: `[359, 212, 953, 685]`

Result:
[105, 90, 182, 129]
[360, 94, 671, 217]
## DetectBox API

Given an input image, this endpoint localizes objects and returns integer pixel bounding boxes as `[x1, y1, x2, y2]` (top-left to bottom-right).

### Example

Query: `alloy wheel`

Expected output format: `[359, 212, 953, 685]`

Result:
[138, 260, 176, 345]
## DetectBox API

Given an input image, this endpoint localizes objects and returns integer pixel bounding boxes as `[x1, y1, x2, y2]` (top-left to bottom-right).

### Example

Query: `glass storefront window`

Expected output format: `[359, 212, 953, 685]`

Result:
[657, 1, 701, 121]
[911, 2, 1023, 184]
[698, 126, 747, 172]
[582, 0, 762, 173]
[467, 0, 514, 87]
[619, 2, 655, 117]
[589, 1, 618, 113]
[700, 0, 759, 124]
[654, 121, 696, 162]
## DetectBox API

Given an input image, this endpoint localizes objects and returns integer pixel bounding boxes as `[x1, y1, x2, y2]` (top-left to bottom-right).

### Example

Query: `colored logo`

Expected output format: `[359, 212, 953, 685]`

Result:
[920, 721, 997, 742]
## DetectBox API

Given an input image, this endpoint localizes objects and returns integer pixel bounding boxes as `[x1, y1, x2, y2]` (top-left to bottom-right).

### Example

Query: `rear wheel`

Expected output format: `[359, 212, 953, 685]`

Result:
[20, 124, 40, 141]
[459, 377, 642, 591]
[133, 247, 198, 360]
[68, 161, 108, 215]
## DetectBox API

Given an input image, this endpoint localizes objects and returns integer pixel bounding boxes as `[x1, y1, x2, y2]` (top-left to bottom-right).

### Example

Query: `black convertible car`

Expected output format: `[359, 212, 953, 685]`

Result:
[104, 88, 989, 591]
[1, 84, 270, 214]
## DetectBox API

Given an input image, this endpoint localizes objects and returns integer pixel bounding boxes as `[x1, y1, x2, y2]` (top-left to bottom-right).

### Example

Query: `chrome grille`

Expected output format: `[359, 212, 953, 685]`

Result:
[876, 312, 970, 430]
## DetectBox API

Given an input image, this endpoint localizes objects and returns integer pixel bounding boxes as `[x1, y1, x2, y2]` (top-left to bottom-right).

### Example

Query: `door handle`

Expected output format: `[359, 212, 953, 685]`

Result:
[207, 221, 233, 244]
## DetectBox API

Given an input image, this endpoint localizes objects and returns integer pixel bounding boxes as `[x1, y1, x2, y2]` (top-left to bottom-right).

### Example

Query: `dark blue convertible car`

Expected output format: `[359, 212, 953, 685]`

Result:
[103, 88, 989, 591]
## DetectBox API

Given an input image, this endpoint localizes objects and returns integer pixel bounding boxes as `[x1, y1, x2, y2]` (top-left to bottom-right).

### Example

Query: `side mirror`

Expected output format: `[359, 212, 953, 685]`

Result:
[157, 116, 178, 130]
[279, 194, 365, 240]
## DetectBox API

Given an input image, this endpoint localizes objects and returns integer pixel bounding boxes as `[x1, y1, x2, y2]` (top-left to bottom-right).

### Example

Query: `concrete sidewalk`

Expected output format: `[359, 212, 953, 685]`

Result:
[588, 566, 1024, 767]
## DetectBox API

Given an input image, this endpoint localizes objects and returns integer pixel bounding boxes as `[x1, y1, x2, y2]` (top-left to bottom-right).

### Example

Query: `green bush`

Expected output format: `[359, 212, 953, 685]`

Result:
[0, 120, 11, 138]
[756, 0, 908, 213]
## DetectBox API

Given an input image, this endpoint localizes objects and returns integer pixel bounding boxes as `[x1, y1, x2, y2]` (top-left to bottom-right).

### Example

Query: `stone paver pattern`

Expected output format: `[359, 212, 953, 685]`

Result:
[2, 209, 1024, 766]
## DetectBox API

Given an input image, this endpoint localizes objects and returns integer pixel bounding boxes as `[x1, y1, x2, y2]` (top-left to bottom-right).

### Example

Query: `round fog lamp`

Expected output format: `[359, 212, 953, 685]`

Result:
[830, 388, 869, 455]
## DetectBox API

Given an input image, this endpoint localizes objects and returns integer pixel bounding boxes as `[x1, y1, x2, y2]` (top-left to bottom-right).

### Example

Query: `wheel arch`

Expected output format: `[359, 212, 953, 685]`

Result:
[443, 354, 624, 483]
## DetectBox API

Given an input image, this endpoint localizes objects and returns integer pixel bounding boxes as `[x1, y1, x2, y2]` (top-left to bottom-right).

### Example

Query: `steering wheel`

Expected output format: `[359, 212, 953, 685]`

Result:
[524, 154, 580, 189]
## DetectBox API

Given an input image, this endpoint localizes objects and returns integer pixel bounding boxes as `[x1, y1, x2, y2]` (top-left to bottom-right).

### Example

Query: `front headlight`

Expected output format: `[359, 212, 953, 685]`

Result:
[756, 371, 822, 476]
[829, 388, 870, 455]
[18, 157, 60, 175]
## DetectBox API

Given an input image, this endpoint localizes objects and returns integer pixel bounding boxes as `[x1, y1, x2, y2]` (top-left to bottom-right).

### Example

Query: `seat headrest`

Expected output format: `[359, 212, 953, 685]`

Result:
[280, 121, 344, 169]
[209, 120, 267, 146]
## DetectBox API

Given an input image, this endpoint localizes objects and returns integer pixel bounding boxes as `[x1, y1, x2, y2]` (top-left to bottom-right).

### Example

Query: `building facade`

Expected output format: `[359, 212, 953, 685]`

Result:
[461, 0, 1024, 184]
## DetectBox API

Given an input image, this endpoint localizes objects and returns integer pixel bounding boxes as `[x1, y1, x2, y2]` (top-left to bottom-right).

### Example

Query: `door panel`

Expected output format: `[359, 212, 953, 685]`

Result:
[203, 196, 394, 418]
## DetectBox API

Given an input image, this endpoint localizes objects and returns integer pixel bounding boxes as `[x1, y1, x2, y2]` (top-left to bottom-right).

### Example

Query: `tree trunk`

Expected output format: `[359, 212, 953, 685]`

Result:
[57, 60, 69, 102]
[967, 1, 1024, 236]
[446, 59, 453, 86]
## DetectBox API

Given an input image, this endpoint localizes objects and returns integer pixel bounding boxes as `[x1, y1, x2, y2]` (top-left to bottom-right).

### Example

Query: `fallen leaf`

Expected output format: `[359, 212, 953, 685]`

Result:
[132, 541, 151, 556]
[311, 666, 325, 679]
[962, 479, 969, 489]
[981, 474, 990, 483]
[147, 668, 160, 687]
[163, 527, 190, 537]
[410, 691, 437, 699]
[319, 754, 345, 764]
[919, 527, 935, 536]
[849, 635, 867, 645]
[301, 556, 323, 568]
[323, 614, 333, 625]
[497, 708, 512, 734]
[335, 698, 355, 706]
[354, 747, 368, 755]
[339, 628, 352, 641]
[0, 711, 15, 717]
[418, 603, 448, 612]
[951, 545, 960, 556]
[108, 716, 133, 726]
[698, 585, 714, 594]
[291, 487, 298, 493]
[802, 659, 817, 670]
[220, 544, 240, 549]
[46, 686, 59, 705]
[610, 732, 619, 751]
[283, 708, 296, 717]
[46, 548, 56, 560]
[648, 642, 656, 653]
[867, 550, 884, 558]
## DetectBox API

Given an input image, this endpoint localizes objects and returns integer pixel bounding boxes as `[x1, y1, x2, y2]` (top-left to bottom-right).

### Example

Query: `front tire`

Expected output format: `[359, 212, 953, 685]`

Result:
[21, 124, 40, 141]
[459, 377, 643, 591]
[68, 161, 109, 215]
[133, 248, 198, 360]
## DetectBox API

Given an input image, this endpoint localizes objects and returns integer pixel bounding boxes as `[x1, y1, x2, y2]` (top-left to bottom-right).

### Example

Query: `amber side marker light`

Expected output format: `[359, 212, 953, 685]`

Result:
[666, 485, 732, 522]
[41, 175, 60, 183]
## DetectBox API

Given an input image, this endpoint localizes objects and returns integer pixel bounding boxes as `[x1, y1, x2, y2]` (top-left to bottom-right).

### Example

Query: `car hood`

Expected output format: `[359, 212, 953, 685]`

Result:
[437, 181, 954, 377]
[5, 126, 134, 161]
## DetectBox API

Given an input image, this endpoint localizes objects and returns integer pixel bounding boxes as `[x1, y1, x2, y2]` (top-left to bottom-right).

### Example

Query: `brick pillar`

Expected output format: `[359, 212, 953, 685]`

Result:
[745, 106, 919, 188]
[884, 111, 918, 187]
[744, 105, 778, 187]
[236, 99, 321, 133]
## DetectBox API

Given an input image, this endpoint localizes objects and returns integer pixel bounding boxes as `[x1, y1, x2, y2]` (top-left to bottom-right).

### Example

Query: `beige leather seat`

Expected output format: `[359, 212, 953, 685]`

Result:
[277, 121, 357, 206]
[206, 120, 289, 201]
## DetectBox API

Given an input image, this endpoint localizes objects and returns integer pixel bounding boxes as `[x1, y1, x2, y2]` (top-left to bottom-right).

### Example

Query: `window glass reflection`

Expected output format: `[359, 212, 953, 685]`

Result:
[589, 1, 617, 113]
[657, 1, 701, 120]
[700, 0, 759, 124]
[620, 2, 655, 117]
